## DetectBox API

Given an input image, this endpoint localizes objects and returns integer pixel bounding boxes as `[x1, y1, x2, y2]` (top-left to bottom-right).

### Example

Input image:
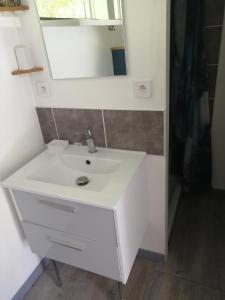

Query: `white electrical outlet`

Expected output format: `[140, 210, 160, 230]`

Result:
[36, 81, 51, 97]
[133, 80, 152, 98]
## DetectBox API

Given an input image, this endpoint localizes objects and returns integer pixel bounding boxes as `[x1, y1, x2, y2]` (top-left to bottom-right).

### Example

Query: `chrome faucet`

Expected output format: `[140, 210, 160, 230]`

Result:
[76, 129, 97, 153]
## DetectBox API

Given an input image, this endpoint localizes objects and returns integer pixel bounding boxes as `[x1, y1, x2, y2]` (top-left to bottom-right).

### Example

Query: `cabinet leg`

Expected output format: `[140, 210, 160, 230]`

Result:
[52, 260, 62, 287]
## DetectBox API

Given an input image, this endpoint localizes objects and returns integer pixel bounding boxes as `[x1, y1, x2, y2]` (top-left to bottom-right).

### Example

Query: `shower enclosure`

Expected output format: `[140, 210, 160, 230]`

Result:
[169, 0, 212, 237]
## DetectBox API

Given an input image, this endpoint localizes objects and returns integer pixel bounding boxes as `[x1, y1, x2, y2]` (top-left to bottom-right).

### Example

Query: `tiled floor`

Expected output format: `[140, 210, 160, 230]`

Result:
[24, 190, 225, 300]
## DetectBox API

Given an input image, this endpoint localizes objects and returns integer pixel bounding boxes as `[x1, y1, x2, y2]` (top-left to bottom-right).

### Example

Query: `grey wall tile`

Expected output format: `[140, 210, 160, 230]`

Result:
[53, 108, 106, 147]
[36, 108, 58, 144]
[203, 0, 225, 26]
[104, 110, 164, 155]
[205, 27, 222, 65]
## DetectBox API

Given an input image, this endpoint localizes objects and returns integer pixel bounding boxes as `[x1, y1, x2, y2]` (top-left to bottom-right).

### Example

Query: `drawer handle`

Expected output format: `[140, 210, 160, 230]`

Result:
[38, 199, 77, 214]
[48, 237, 86, 252]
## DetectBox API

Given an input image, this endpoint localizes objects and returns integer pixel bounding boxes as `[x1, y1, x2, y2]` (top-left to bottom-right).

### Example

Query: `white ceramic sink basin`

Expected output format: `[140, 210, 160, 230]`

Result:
[29, 152, 121, 192]
[2, 145, 146, 208]
[60, 153, 121, 174]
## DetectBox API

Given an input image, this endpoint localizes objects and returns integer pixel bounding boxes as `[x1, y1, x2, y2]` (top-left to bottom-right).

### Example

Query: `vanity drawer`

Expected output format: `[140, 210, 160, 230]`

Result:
[22, 222, 121, 281]
[13, 190, 117, 246]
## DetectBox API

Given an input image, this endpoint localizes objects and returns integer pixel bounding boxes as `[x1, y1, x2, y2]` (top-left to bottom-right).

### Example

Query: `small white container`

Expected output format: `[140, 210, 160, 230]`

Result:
[14, 45, 34, 70]
[47, 140, 69, 154]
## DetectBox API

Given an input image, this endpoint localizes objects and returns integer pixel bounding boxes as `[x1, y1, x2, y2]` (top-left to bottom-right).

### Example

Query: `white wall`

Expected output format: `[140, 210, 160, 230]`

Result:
[21, 0, 168, 111]
[142, 156, 167, 254]
[19, 0, 169, 255]
[212, 9, 225, 190]
[0, 29, 44, 300]
[42, 25, 123, 79]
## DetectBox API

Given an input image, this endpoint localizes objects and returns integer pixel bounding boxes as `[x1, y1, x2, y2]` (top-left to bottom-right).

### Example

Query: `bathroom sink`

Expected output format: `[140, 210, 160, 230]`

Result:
[3, 145, 148, 285]
[2, 145, 146, 208]
[59, 153, 121, 174]
[28, 152, 121, 192]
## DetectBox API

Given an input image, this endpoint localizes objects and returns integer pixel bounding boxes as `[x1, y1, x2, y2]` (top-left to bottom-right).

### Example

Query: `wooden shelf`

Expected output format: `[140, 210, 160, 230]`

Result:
[111, 46, 125, 51]
[0, 5, 29, 12]
[12, 67, 43, 76]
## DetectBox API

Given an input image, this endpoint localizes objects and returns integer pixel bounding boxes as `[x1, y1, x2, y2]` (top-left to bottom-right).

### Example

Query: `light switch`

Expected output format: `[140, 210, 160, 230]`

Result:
[133, 80, 152, 98]
[36, 81, 51, 97]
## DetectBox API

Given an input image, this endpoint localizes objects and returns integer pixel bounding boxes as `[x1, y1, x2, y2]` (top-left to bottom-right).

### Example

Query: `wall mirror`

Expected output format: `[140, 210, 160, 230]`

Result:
[35, 0, 127, 79]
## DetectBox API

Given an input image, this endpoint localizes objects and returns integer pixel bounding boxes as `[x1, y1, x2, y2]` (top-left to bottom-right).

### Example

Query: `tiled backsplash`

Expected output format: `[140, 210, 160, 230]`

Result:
[36, 108, 58, 142]
[54, 108, 106, 148]
[103, 110, 163, 154]
[36, 108, 164, 155]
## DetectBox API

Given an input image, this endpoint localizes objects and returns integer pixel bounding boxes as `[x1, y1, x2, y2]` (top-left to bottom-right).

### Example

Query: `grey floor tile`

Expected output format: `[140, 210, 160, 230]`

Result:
[147, 272, 221, 300]
[123, 257, 156, 300]
[156, 191, 225, 291]
[24, 257, 155, 300]
[220, 290, 225, 300]
[24, 262, 114, 300]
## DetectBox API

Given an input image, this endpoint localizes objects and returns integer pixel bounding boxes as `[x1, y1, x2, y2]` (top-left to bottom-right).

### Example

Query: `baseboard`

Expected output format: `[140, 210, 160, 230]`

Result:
[12, 258, 49, 300]
[138, 249, 165, 262]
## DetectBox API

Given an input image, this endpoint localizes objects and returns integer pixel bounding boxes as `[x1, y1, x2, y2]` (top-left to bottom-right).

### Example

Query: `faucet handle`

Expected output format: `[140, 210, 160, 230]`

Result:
[74, 128, 93, 140]
[83, 129, 92, 139]
[75, 128, 97, 153]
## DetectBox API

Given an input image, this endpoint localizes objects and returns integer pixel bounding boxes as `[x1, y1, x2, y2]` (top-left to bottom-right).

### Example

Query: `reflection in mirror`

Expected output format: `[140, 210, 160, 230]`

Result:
[35, 0, 127, 79]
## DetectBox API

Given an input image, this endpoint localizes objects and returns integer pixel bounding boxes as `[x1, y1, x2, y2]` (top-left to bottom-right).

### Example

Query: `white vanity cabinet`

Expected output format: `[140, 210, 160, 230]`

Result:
[13, 191, 117, 246]
[12, 190, 121, 280]
[22, 221, 121, 281]
[3, 147, 148, 284]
